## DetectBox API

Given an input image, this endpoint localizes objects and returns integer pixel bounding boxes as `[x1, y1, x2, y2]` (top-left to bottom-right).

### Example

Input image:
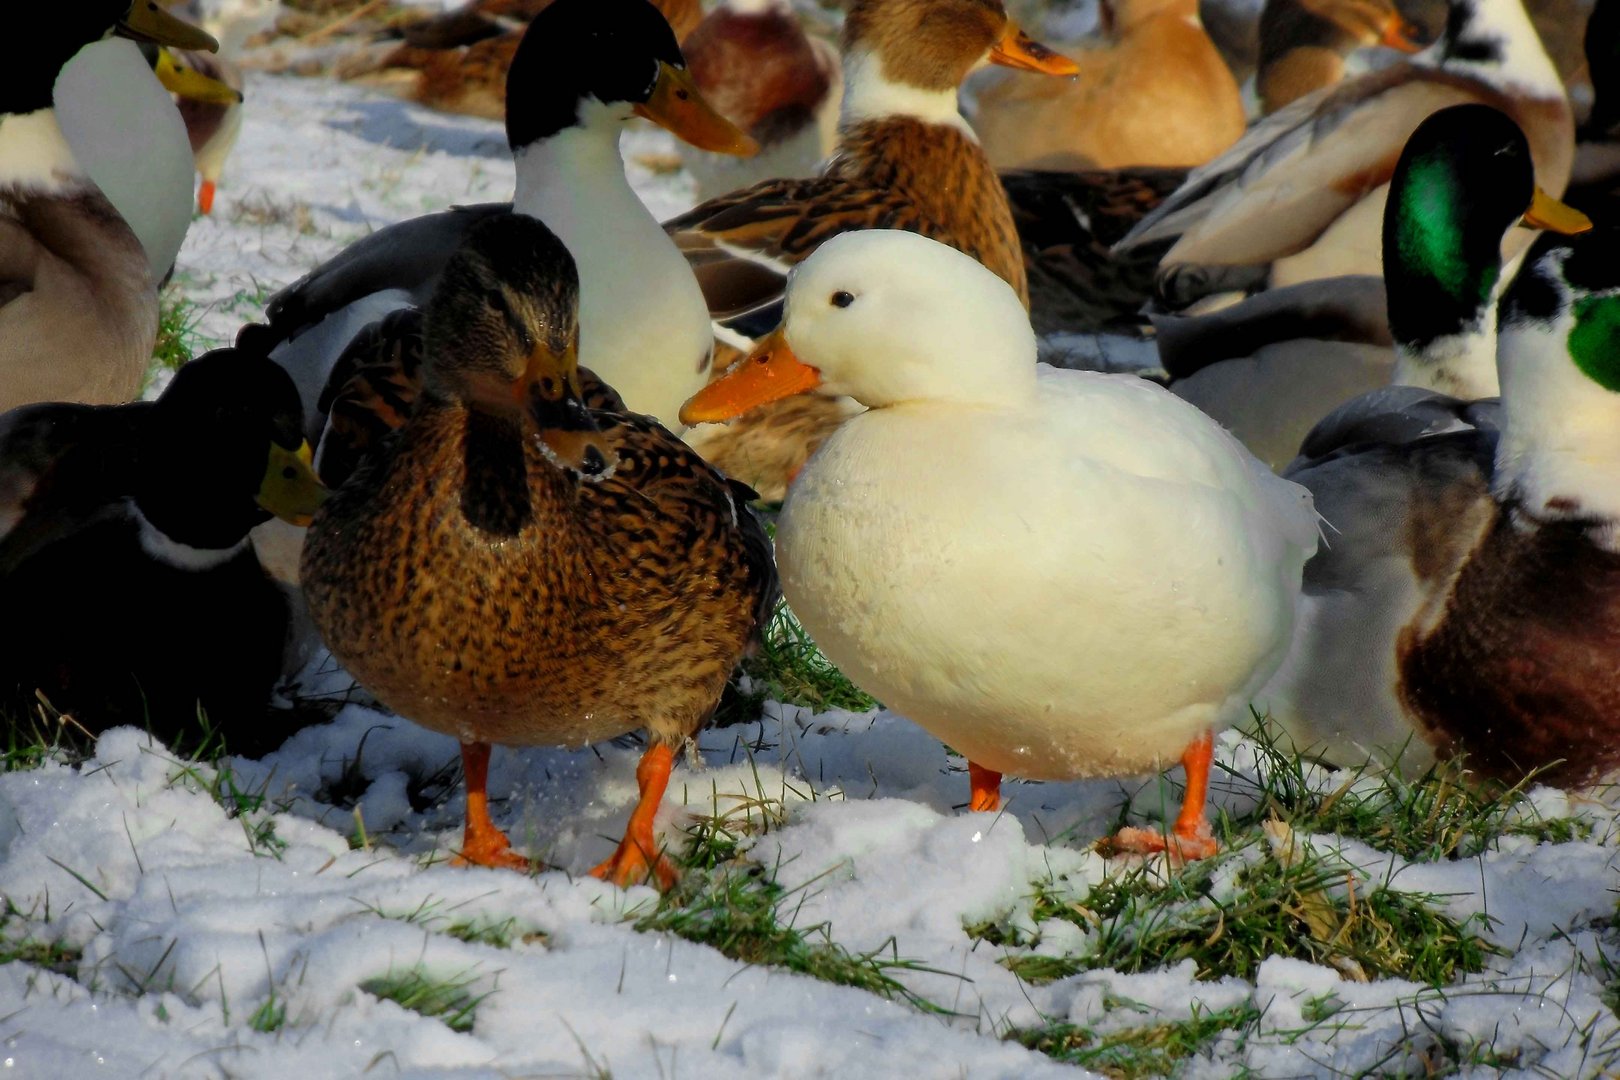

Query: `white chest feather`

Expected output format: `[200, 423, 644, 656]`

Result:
[135, 506, 250, 571]
[0, 110, 87, 194]
[514, 125, 713, 430]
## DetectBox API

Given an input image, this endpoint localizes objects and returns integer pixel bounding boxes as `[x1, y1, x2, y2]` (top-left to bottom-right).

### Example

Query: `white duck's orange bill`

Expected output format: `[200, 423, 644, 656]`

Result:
[680, 327, 822, 424]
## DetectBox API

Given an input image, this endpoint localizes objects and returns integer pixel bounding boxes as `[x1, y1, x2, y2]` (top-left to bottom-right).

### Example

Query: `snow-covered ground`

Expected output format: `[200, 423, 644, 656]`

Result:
[7, 53, 1620, 1080]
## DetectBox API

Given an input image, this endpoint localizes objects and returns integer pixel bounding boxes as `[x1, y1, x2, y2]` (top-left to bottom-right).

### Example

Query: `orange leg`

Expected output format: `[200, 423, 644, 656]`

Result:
[590, 743, 680, 891]
[968, 762, 1002, 812]
[1109, 730, 1219, 861]
[452, 741, 533, 871]
[198, 179, 217, 215]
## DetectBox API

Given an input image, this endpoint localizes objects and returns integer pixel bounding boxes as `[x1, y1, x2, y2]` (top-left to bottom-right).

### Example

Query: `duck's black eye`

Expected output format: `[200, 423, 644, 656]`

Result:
[831, 291, 855, 308]
[282, 466, 297, 480]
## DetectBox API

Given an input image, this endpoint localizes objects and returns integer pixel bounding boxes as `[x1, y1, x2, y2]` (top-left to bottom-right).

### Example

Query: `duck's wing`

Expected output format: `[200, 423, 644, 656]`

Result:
[0, 400, 140, 575]
[314, 308, 428, 488]
[666, 176, 941, 339]
[1152, 275, 1391, 379]
[1286, 387, 1501, 471]
[1116, 66, 1499, 272]
[245, 202, 513, 354]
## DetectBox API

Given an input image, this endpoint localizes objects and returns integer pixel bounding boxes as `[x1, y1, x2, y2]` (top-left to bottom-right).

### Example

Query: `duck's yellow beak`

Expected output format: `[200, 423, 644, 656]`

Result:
[154, 49, 242, 105]
[1378, 13, 1427, 53]
[117, 1, 220, 53]
[1523, 188, 1594, 235]
[989, 23, 1079, 77]
[679, 326, 822, 425]
[258, 441, 328, 527]
[635, 61, 759, 157]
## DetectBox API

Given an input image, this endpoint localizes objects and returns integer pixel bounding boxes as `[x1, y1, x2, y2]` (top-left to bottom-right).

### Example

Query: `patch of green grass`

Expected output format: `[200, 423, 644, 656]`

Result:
[716, 604, 878, 727]
[144, 292, 204, 393]
[359, 966, 489, 1033]
[0, 936, 82, 978]
[636, 864, 955, 1014]
[972, 835, 1499, 986]
[162, 729, 289, 859]
[248, 994, 286, 1033]
[1233, 715, 1589, 861]
[1007, 1001, 1262, 1077]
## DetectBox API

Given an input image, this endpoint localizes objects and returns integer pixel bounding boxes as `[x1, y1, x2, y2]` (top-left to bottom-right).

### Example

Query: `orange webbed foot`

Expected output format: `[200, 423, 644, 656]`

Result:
[589, 837, 679, 891]
[590, 743, 680, 891]
[1107, 819, 1218, 862]
[451, 740, 537, 872]
[452, 824, 538, 872]
[968, 761, 1002, 813]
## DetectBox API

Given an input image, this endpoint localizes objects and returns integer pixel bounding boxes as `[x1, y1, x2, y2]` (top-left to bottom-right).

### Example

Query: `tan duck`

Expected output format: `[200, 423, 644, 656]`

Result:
[1257, 0, 1428, 114]
[301, 213, 776, 885]
[1, 2, 219, 411]
[667, 0, 1078, 500]
[1260, 228, 1620, 787]
[1117, 0, 1574, 308]
[971, 0, 1246, 171]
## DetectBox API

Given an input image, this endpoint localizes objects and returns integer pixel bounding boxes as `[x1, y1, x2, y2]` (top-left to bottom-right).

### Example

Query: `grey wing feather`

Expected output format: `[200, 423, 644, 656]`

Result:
[1286, 387, 1501, 472]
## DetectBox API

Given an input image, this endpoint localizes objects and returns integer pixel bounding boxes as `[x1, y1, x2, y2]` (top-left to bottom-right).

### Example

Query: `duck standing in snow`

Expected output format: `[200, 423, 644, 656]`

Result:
[683, 231, 1317, 859]
[2, 2, 220, 410]
[1262, 227, 1620, 787]
[0, 350, 326, 752]
[1117, 0, 1573, 308]
[669, 0, 1079, 501]
[1165, 105, 1593, 471]
[301, 214, 776, 885]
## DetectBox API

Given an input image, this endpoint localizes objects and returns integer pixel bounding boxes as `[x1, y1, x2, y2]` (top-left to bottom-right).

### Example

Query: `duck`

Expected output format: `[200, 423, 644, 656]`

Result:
[0, 348, 326, 754]
[248, 0, 757, 448]
[1116, 0, 1574, 309]
[679, 0, 843, 201]
[165, 48, 246, 216]
[970, 0, 1247, 172]
[354, 0, 704, 121]
[667, 0, 1079, 501]
[681, 230, 1318, 859]
[1, 2, 221, 411]
[1164, 105, 1593, 471]
[1258, 227, 1620, 787]
[1256, 0, 1429, 114]
[300, 213, 776, 885]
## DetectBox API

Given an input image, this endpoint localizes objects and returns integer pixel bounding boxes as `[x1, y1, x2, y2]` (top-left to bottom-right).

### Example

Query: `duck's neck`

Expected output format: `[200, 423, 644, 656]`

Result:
[1391, 316, 1500, 398]
[838, 47, 974, 138]
[1436, 0, 1561, 100]
[1494, 315, 1620, 545]
[0, 109, 88, 193]
[511, 117, 636, 230]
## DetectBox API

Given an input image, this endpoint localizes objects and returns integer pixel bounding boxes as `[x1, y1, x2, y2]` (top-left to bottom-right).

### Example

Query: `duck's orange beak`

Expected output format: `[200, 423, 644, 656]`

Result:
[989, 23, 1080, 77]
[1379, 12, 1427, 53]
[679, 326, 821, 425]
[636, 61, 759, 157]
[1523, 187, 1594, 234]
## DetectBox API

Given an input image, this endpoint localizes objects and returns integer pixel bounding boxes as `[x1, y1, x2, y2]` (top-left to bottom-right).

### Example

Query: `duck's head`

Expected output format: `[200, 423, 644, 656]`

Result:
[682, 230, 1035, 422]
[424, 214, 611, 453]
[141, 44, 243, 106]
[1495, 229, 1620, 525]
[6, 1, 217, 116]
[1584, 0, 1619, 136]
[840, 0, 1077, 129]
[505, 0, 756, 157]
[684, 1, 832, 138]
[1383, 105, 1590, 360]
[1259, 0, 1426, 63]
[140, 350, 326, 555]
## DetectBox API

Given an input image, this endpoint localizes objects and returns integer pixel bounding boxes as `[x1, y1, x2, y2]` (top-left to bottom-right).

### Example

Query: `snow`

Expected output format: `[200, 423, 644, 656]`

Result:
[9, 27, 1620, 1080]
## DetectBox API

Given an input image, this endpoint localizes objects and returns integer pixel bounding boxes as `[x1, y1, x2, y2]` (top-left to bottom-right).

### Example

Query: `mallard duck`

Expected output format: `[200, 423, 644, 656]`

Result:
[1, 2, 220, 410]
[667, 0, 1078, 500]
[1259, 227, 1620, 787]
[250, 0, 756, 446]
[1164, 105, 1593, 471]
[679, 0, 843, 200]
[1257, 0, 1428, 114]
[681, 230, 1318, 859]
[355, 0, 704, 121]
[1117, 0, 1573, 308]
[0, 348, 325, 751]
[56, 38, 240, 281]
[301, 213, 776, 884]
[970, 0, 1246, 171]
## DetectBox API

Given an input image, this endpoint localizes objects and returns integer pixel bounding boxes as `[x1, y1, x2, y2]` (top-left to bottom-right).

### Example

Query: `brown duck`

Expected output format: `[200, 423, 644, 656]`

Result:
[301, 213, 777, 887]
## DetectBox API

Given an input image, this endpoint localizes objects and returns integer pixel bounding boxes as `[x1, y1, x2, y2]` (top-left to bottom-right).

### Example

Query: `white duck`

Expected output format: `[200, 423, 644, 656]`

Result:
[680, 230, 1320, 858]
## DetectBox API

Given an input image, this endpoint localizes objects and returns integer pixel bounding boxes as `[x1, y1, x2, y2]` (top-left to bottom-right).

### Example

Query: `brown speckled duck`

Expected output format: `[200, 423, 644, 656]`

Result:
[300, 213, 776, 886]
[668, 0, 1078, 500]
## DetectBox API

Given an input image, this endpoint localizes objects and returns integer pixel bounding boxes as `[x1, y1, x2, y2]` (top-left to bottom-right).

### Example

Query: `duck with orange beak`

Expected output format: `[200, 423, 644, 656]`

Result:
[667, 0, 1078, 501]
[682, 230, 1317, 861]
